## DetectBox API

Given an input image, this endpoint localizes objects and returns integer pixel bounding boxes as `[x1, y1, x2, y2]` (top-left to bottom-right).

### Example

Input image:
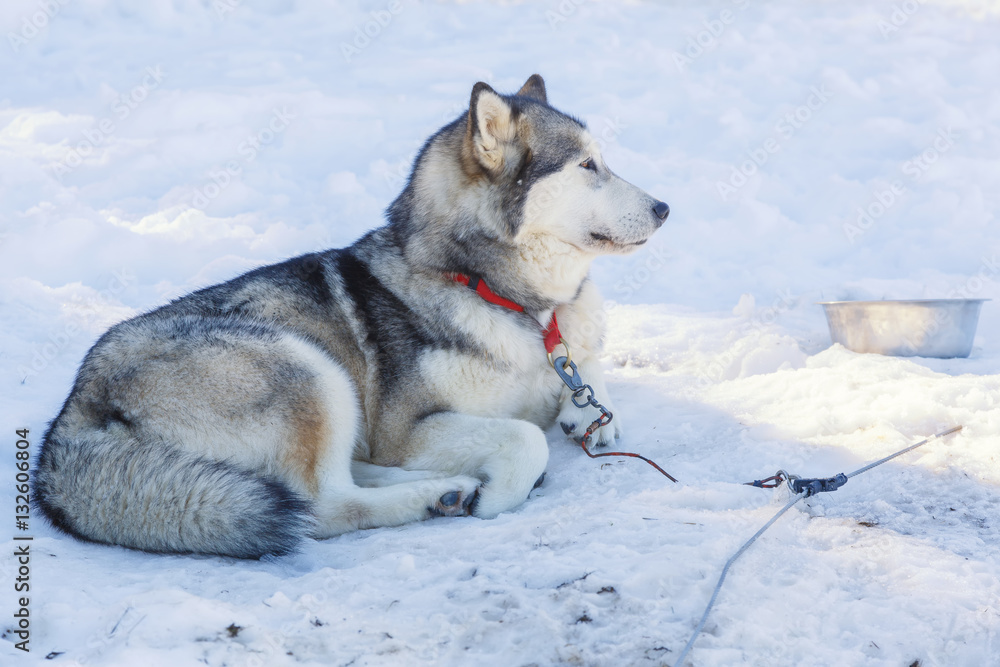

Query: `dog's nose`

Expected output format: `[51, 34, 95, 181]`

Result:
[652, 201, 670, 221]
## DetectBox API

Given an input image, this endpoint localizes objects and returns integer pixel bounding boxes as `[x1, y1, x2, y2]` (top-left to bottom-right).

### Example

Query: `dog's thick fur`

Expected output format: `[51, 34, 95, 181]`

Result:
[34, 75, 669, 558]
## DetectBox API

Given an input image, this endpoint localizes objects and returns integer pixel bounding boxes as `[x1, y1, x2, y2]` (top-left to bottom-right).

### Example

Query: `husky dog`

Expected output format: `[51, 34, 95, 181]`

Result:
[35, 75, 669, 558]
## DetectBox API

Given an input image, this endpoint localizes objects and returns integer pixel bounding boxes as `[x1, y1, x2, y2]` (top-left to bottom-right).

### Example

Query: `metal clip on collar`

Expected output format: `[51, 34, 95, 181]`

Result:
[551, 355, 583, 392]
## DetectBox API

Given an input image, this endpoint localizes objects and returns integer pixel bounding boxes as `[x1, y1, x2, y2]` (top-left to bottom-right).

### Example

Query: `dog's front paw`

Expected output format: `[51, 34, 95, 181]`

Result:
[557, 399, 622, 448]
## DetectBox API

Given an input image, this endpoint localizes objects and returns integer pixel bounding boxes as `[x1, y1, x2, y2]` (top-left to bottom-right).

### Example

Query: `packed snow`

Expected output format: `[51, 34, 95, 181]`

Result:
[2, 1, 999, 665]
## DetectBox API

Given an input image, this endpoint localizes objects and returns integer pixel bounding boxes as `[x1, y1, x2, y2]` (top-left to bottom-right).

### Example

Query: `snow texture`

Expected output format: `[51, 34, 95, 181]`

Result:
[2, 1, 1000, 665]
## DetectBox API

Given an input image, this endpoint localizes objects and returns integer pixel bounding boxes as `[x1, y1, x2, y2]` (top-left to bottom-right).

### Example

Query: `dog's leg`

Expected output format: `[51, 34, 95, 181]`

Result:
[310, 440, 480, 537]
[552, 280, 623, 447]
[310, 476, 481, 538]
[308, 437, 482, 537]
[280, 338, 481, 538]
[395, 413, 550, 519]
[350, 461, 446, 487]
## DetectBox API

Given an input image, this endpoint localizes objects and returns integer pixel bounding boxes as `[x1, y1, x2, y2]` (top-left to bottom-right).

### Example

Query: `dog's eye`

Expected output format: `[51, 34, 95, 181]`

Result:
[580, 158, 597, 171]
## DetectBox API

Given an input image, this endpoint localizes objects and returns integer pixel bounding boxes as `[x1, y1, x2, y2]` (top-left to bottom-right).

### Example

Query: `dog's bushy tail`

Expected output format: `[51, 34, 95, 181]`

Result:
[34, 430, 313, 559]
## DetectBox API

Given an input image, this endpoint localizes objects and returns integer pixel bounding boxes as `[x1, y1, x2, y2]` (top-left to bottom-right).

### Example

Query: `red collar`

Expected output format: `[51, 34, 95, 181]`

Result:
[450, 273, 562, 354]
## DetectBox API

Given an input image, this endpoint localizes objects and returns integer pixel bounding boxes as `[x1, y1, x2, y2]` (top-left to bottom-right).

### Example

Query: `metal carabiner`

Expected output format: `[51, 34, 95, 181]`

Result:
[551, 355, 585, 393]
[571, 384, 596, 408]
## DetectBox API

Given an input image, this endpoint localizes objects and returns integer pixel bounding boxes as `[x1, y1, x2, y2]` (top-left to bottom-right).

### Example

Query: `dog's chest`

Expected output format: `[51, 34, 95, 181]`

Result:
[416, 347, 563, 426]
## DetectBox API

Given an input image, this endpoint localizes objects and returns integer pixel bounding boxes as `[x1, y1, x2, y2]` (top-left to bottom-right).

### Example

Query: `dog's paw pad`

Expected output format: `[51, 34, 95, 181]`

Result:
[560, 421, 576, 435]
[431, 485, 477, 517]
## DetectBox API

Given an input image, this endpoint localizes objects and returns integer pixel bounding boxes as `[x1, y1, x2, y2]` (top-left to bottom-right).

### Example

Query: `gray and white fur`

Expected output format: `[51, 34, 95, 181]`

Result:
[34, 75, 670, 558]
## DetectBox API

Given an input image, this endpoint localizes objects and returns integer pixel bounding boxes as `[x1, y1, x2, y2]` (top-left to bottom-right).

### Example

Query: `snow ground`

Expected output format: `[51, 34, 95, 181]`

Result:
[2, 0, 1000, 665]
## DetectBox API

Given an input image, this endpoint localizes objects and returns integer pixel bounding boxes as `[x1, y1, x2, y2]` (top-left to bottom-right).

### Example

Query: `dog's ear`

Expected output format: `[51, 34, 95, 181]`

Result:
[516, 74, 547, 104]
[467, 82, 517, 173]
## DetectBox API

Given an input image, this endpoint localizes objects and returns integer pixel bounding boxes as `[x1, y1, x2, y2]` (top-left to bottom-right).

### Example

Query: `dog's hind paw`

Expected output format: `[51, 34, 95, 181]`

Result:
[429, 477, 480, 517]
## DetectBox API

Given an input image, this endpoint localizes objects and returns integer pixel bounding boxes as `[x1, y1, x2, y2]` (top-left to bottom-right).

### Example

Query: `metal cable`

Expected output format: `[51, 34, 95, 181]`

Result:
[673, 494, 803, 666]
[672, 425, 963, 666]
[846, 425, 963, 479]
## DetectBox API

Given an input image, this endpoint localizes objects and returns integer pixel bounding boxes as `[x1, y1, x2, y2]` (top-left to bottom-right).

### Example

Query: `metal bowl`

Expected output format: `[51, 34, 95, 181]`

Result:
[818, 299, 988, 358]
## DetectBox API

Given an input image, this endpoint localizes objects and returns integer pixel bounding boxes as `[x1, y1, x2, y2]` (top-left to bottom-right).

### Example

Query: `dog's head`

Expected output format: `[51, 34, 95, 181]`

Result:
[461, 75, 669, 255]
[390, 75, 669, 307]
